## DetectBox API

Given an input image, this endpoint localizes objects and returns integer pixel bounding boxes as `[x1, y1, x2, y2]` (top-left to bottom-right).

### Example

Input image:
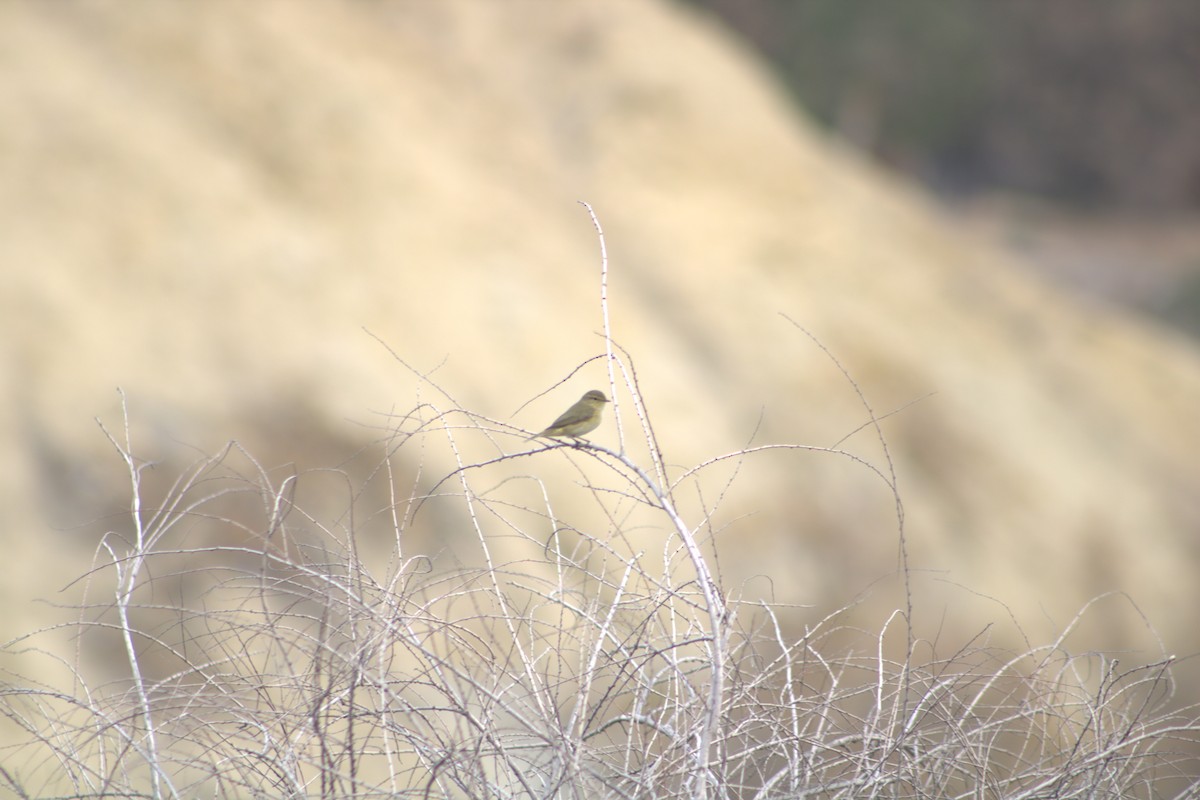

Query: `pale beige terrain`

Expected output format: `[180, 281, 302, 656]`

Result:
[2, 0, 1198, 710]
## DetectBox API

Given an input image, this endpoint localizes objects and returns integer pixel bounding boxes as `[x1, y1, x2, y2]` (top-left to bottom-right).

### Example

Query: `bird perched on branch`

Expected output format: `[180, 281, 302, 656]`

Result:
[528, 390, 609, 440]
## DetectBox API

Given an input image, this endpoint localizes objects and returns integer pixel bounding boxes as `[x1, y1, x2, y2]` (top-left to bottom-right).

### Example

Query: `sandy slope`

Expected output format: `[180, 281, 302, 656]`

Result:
[2, 0, 1198, 690]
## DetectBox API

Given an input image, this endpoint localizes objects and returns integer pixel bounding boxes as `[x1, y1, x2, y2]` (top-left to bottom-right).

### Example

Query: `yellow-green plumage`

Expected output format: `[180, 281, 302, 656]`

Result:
[530, 389, 609, 439]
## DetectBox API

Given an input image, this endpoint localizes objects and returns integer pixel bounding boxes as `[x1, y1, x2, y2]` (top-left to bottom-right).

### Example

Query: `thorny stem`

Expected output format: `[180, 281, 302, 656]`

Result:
[96, 389, 176, 800]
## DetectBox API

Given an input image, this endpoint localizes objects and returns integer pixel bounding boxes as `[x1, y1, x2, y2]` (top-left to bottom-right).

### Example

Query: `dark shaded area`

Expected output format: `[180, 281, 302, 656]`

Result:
[683, 0, 1200, 210]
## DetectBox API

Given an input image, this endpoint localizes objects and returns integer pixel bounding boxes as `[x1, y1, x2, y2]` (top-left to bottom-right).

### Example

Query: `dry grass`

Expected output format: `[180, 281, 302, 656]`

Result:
[2, 212, 1196, 799]
[1, 368, 1196, 798]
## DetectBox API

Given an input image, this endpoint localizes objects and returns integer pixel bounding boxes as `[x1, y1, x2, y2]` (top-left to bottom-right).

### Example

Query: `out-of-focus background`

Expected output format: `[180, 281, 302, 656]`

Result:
[687, 0, 1200, 329]
[2, 0, 1198, 708]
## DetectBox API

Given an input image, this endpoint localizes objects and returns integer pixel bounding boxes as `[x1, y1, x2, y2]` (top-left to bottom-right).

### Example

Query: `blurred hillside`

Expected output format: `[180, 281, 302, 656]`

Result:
[2, 0, 1199, 709]
[685, 0, 1200, 328]
[686, 0, 1200, 210]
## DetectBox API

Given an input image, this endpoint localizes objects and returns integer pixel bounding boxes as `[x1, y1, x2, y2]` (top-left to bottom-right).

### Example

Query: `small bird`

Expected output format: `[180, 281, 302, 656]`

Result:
[528, 389, 610, 440]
